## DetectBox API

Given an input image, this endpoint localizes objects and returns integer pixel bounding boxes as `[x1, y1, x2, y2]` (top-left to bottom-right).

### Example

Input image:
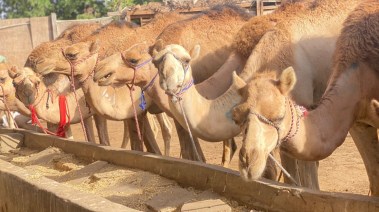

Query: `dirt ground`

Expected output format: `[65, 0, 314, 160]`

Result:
[70, 117, 370, 196]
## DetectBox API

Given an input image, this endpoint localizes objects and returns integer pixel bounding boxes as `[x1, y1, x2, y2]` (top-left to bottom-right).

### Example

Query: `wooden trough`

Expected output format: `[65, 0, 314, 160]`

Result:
[0, 128, 378, 212]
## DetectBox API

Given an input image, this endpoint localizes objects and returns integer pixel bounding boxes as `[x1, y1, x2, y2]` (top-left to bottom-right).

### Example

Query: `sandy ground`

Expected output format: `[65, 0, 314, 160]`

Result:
[69, 117, 370, 196]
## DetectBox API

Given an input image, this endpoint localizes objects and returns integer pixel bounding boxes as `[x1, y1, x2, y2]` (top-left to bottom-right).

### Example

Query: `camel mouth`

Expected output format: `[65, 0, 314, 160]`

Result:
[97, 72, 115, 86]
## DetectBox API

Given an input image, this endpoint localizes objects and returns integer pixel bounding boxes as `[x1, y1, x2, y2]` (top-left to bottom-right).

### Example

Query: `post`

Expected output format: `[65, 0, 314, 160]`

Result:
[50, 13, 58, 40]
[256, 0, 262, 16]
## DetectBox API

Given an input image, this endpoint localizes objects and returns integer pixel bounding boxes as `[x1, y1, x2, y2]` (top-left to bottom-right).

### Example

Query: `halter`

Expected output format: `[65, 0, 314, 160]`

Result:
[249, 98, 307, 147]
[157, 51, 201, 161]
[161, 52, 193, 100]
[61, 48, 99, 141]
[61, 48, 99, 84]
[120, 53, 154, 146]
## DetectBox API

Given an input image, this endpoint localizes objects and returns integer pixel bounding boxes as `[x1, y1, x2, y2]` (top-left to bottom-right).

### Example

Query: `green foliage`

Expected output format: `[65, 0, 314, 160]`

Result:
[0, 0, 163, 20]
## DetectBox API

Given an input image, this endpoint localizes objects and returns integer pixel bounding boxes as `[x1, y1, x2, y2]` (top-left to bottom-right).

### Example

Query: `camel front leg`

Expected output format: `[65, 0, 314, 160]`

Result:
[83, 116, 96, 143]
[221, 138, 237, 167]
[121, 120, 129, 148]
[279, 152, 319, 189]
[142, 114, 162, 155]
[173, 120, 206, 162]
[93, 114, 110, 146]
[350, 123, 379, 196]
[155, 113, 172, 156]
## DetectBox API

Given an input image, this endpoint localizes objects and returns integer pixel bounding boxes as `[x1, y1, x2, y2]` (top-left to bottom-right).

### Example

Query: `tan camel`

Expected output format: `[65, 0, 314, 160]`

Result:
[233, 1, 372, 188]
[25, 23, 104, 143]
[0, 63, 33, 129]
[9, 66, 95, 135]
[30, 14, 187, 156]
[232, 0, 379, 192]
[152, 0, 361, 188]
[93, 5, 252, 166]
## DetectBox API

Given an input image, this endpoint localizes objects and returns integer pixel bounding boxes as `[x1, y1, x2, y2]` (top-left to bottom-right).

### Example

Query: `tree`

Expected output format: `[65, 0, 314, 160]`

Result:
[0, 0, 162, 20]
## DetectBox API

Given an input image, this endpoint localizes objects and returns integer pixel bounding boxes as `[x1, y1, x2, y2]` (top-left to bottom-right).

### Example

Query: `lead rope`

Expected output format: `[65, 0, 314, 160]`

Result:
[268, 153, 299, 186]
[62, 49, 88, 141]
[0, 84, 18, 128]
[178, 99, 201, 161]
[170, 64, 201, 161]
[121, 54, 154, 149]
[250, 98, 301, 186]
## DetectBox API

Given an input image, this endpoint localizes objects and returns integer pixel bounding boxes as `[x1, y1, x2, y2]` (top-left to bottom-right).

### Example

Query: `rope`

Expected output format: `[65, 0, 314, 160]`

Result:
[268, 153, 299, 186]
[61, 49, 89, 141]
[121, 54, 154, 148]
[178, 100, 201, 161]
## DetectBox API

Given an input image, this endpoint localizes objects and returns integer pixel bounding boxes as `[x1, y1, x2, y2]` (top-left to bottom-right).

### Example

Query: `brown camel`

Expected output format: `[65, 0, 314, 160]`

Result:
[152, 0, 361, 188]
[30, 13, 188, 156]
[232, 0, 379, 194]
[93, 5, 252, 166]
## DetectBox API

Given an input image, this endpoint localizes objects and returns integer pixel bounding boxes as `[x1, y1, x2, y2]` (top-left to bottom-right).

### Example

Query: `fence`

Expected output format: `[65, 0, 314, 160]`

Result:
[0, 1, 280, 67]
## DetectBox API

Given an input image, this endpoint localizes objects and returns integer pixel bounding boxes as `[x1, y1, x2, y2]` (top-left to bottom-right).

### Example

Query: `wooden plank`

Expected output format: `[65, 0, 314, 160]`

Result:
[1, 128, 378, 212]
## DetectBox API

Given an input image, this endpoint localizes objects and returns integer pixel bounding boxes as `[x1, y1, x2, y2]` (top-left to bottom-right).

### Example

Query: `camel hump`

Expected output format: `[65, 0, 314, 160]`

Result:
[333, 0, 379, 74]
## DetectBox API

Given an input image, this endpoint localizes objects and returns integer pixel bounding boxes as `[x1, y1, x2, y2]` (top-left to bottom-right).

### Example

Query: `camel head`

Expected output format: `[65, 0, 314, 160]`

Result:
[9, 66, 42, 106]
[94, 43, 153, 87]
[32, 40, 99, 82]
[0, 63, 15, 99]
[151, 40, 200, 98]
[232, 67, 297, 181]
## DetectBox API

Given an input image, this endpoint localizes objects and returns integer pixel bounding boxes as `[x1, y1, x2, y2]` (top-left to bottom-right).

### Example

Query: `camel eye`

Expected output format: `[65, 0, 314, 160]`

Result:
[129, 58, 139, 65]
[0, 78, 5, 83]
[182, 58, 190, 65]
[66, 53, 78, 60]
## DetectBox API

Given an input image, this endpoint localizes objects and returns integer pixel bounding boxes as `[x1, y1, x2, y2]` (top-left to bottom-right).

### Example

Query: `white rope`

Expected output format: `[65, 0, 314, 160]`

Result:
[178, 100, 202, 162]
[268, 153, 299, 186]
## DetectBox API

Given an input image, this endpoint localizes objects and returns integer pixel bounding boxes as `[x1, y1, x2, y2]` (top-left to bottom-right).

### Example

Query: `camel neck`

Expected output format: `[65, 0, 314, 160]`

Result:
[284, 63, 370, 160]
[81, 77, 149, 120]
[167, 75, 245, 141]
[31, 83, 91, 124]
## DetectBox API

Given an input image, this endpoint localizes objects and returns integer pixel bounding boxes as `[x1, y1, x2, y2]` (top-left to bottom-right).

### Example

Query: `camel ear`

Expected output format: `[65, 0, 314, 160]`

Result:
[278, 66, 296, 95]
[150, 39, 164, 56]
[189, 45, 200, 61]
[8, 66, 19, 79]
[90, 40, 100, 53]
[371, 99, 379, 116]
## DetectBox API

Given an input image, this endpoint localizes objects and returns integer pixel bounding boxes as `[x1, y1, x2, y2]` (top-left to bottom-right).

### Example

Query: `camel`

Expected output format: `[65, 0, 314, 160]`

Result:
[0, 63, 33, 130]
[232, 0, 379, 192]
[151, 0, 362, 188]
[233, 1, 372, 189]
[25, 23, 105, 143]
[25, 22, 167, 150]
[29, 13, 190, 157]
[93, 5, 252, 166]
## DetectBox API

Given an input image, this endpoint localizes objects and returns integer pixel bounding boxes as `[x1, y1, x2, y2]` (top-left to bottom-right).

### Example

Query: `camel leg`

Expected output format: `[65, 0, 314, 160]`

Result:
[46, 122, 73, 139]
[127, 118, 143, 151]
[174, 120, 206, 162]
[350, 123, 379, 196]
[121, 120, 129, 148]
[7, 112, 15, 129]
[127, 115, 161, 154]
[221, 138, 237, 167]
[147, 113, 159, 139]
[93, 114, 110, 146]
[155, 113, 172, 156]
[280, 151, 319, 189]
[65, 126, 74, 139]
[142, 114, 162, 155]
[83, 116, 96, 143]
